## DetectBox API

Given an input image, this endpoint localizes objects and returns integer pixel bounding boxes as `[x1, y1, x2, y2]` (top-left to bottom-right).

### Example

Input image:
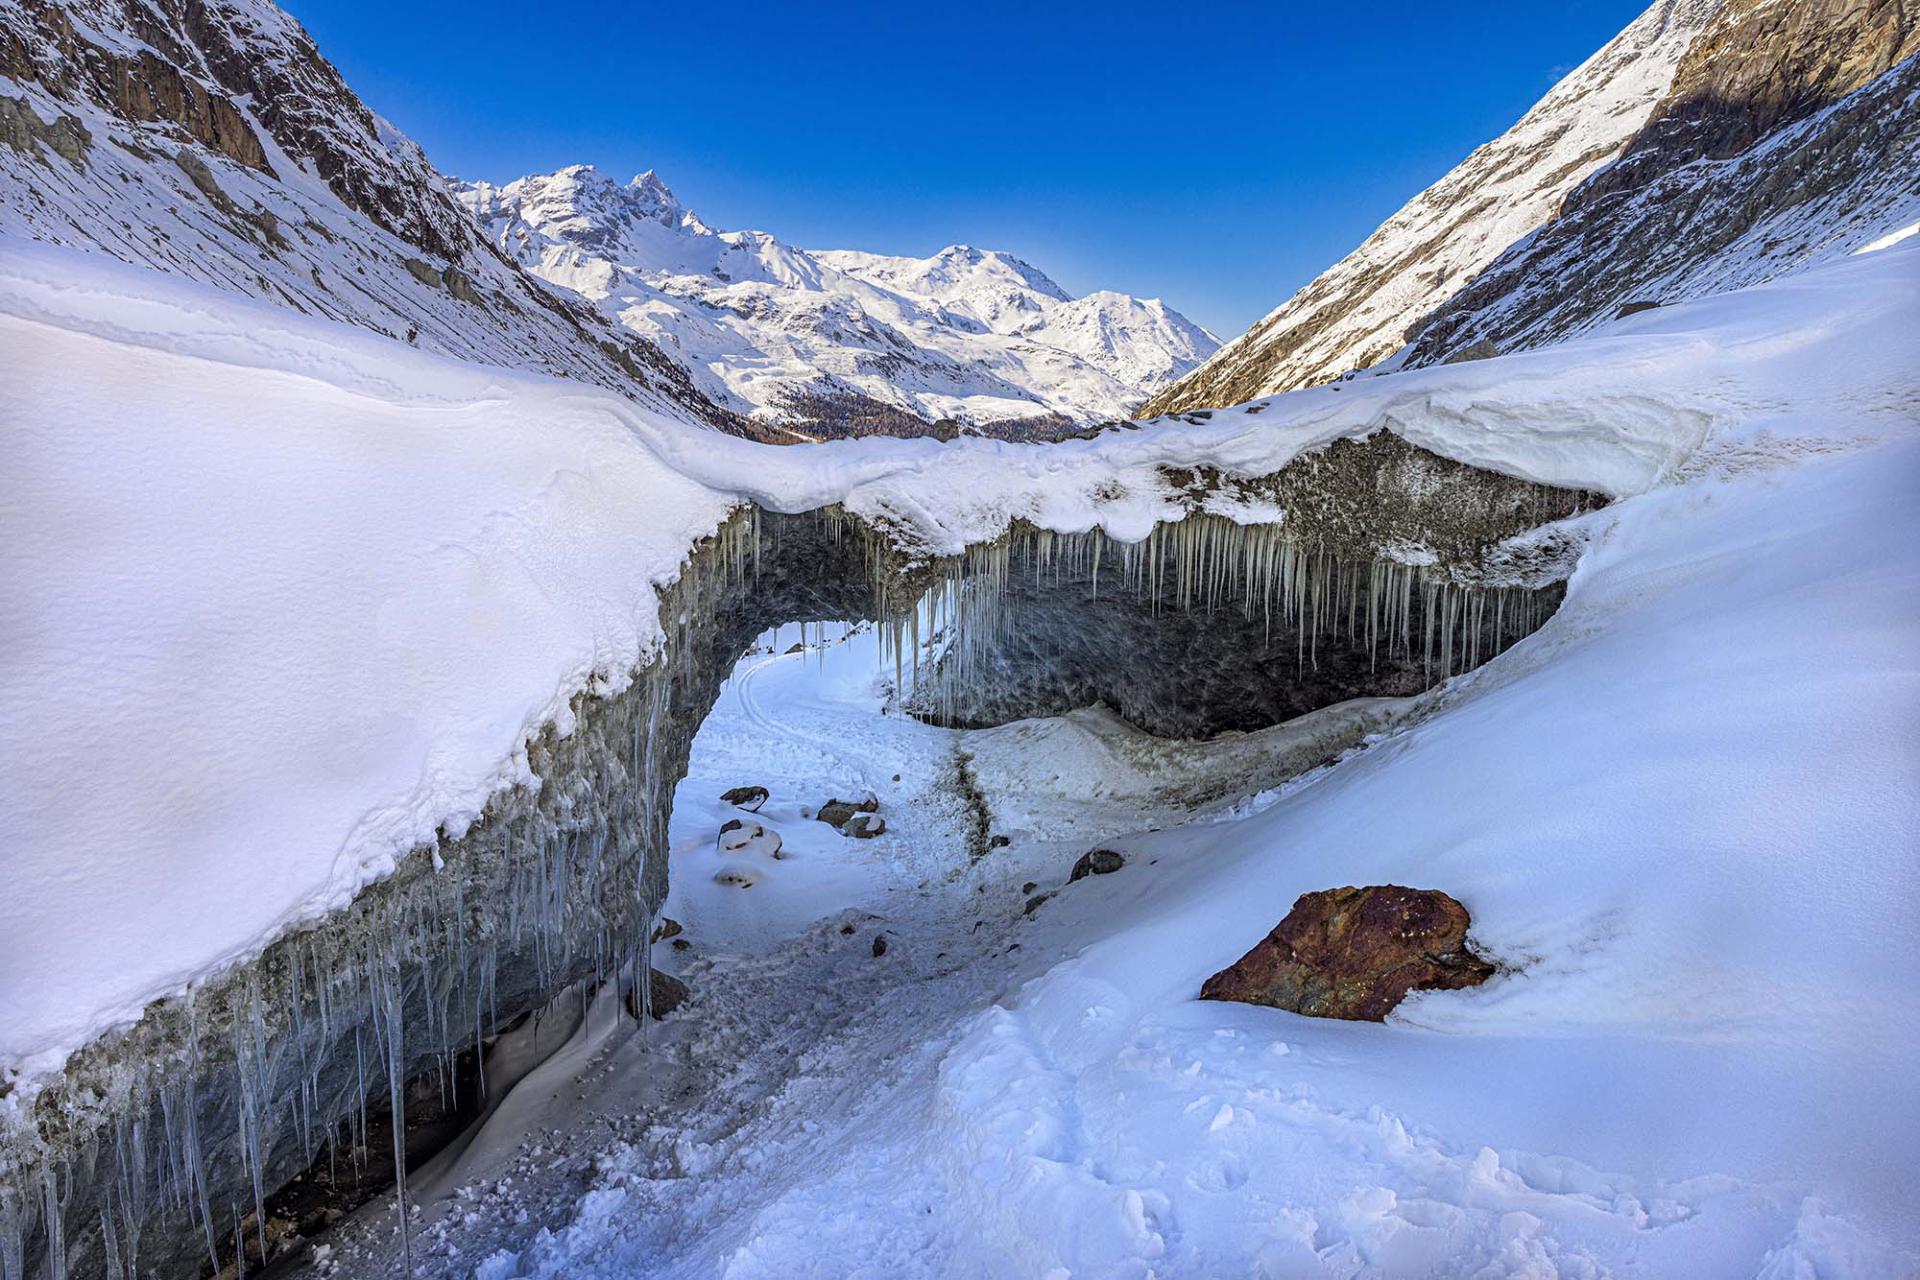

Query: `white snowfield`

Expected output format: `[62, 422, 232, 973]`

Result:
[454, 165, 1219, 429]
[1, 237, 1917, 1272]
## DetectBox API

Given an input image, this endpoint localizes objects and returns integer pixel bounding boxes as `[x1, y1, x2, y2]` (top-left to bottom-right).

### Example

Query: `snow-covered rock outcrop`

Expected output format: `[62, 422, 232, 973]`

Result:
[454, 165, 1219, 437]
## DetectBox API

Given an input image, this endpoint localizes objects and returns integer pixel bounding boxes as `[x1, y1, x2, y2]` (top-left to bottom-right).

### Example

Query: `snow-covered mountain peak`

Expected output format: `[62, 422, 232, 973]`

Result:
[925, 244, 1073, 302]
[454, 165, 1220, 434]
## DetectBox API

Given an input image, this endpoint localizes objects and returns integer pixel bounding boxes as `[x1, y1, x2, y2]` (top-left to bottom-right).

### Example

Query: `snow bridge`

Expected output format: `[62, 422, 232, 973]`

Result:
[3, 426, 1601, 1280]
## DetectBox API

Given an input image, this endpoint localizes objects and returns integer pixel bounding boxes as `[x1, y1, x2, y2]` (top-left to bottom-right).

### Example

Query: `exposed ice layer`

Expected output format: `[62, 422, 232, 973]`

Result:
[889, 517, 1567, 738]
[0, 514, 771, 1280]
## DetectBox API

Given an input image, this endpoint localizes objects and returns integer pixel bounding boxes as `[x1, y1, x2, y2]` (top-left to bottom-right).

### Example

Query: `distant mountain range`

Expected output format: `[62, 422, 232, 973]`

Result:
[453, 165, 1218, 439]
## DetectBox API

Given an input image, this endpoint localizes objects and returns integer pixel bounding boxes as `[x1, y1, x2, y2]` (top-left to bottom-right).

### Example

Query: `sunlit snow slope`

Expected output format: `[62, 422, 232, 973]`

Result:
[1142, 0, 1719, 412]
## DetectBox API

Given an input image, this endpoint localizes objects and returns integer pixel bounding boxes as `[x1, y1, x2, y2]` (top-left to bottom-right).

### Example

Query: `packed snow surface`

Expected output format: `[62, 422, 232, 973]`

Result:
[1, 233, 1915, 1125]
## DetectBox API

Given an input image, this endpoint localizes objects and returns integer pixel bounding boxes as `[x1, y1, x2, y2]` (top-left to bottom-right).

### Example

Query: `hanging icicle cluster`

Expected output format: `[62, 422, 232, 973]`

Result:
[870, 515, 1561, 724]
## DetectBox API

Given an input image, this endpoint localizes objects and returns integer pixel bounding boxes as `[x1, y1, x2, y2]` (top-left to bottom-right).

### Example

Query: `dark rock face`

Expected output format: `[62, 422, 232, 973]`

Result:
[647, 969, 689, 1020]
[1441, 338, 1499, 365]
[626, 969, 688, 1021]
[1200, 886, 1495, 1021]
[1069, 849, 1126, 881]
[0, 95, 89, 165]
[1571, 0, 1918, 207]
[720, 785, 769, 811]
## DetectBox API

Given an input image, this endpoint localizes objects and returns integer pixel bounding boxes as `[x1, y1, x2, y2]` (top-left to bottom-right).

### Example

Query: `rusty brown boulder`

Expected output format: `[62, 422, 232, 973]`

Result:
[1200, 885, 1494, 1021]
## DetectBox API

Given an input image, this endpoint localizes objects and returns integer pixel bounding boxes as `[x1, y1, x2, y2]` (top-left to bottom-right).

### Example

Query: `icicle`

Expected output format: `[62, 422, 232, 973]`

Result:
[38, 1166, 65, 1280]
[382, 969, 411, 1269]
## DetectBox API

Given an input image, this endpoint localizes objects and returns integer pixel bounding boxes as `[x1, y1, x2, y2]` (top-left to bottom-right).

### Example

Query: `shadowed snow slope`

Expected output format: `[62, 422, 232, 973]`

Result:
[0, 233, 1915, 1145]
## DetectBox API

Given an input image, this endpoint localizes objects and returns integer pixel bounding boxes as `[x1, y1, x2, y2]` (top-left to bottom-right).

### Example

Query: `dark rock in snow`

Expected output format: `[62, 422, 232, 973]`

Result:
[1023, 892, 1052, 916]
[1070, 848, 1126, 881]
[651, 917, 682, 942]
[871, 934, 888, 957]
[841, 813, 885, 839]
[721, 785, 769, 811]
[402, 256, 445, 290]
[627, 968, 688, 1020]
[1615, 299, 1662, 318]
[1021, 881, 1037, 894]
[1201, 885, 1494, 1021]
[816, 793, 880, 829]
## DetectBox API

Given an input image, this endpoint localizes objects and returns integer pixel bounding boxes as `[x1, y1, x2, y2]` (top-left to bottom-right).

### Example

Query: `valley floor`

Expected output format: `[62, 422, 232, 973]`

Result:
[296, 422, 1920, 1279]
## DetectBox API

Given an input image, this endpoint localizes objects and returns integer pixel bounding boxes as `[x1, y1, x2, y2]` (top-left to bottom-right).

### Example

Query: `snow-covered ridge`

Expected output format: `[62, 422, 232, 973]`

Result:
[452, 165, 1220, 433]
[0, 0, 739, 429]
[1404, 40, 1920, 362]
[3, 236, 1915, 1092]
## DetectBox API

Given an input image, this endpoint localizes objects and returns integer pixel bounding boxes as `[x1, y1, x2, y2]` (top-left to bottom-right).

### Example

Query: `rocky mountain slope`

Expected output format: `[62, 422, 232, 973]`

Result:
[454, 165, 1219, 438]
[1146, 0, 1920, 412]
[0, 0, 764, 435]
[1141, 0, 1721, 415]
[1403, 0, 1920, 364]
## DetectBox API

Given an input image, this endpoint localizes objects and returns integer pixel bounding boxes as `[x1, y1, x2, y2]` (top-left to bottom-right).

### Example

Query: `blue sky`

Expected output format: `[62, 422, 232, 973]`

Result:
[289, 0, 1647, 337]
